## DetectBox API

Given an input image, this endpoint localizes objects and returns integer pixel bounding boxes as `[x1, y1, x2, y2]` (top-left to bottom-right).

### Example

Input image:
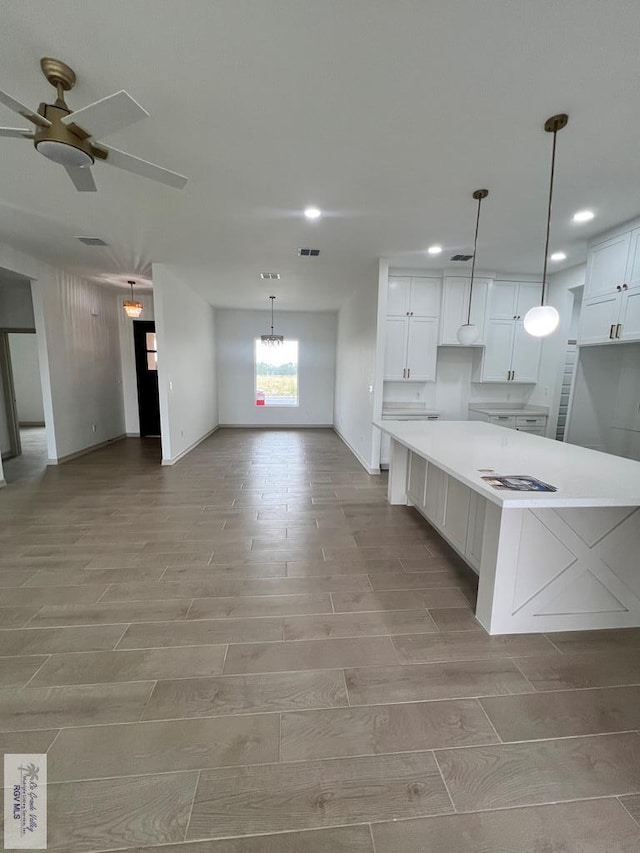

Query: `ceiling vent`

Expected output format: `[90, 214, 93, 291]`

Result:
[298, 248, 320, 257]
[260, 273, 280, 280]
[76, 236, 109, 246]
[450, 253, 473, 262]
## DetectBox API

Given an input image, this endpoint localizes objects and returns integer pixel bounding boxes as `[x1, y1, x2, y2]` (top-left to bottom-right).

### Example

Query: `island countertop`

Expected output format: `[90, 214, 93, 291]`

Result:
[375, 419, 640, 509]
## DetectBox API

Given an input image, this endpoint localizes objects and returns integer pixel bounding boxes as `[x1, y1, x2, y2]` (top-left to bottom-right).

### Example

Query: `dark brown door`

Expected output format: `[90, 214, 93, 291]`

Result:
[133, 321, 161, 437]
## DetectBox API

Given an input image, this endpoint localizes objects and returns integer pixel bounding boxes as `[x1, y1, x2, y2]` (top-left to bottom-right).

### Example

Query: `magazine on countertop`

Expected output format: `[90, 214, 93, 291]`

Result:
[481, 474, 557, 492]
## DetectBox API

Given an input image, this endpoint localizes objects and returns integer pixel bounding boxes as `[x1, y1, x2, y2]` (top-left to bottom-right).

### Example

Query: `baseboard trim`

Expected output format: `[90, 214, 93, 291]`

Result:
[217, 424, 333, 429]
[48, 434, 126, 465]
[19, 421, 45, 427]
[332, 426, 380, 475]
[0, 478, 6, 488]
[126, 432, 141, 437]
[161, 425, 220, 466]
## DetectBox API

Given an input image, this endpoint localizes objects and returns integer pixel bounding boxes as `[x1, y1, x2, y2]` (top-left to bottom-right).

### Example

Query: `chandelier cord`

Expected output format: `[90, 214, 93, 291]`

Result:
[541, 128, 558, 307]
[467, 195, 483, 325]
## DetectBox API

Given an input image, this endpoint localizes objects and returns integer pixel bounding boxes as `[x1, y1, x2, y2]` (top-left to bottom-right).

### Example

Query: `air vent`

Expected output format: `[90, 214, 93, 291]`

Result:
[450, 254, 473, 262]
[260, 273, 281, 280]
[76, 236, 109, 246]
[298, 248, 320, 257]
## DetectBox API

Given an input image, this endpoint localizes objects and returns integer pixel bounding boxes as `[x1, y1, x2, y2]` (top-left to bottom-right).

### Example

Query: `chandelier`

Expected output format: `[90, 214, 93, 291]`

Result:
[261, 295, 283, 345]
[123, 279, 143, 319]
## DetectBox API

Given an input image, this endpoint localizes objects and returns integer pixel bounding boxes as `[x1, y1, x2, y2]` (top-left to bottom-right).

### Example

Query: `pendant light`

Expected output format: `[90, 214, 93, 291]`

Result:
[261, 295, 284, 345]
[456, 188, 488, 345]
[123, 280, 143, 319]
[523, 113, 568, 337]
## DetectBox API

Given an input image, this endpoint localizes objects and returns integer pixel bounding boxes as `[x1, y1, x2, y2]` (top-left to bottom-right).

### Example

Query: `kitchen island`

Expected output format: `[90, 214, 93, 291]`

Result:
[376, 419, 640, 635]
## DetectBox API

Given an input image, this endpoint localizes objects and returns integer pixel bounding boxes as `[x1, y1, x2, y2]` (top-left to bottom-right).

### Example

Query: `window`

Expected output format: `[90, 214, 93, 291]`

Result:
[255, 339, 298, 407]
[145, 332, 158, 371]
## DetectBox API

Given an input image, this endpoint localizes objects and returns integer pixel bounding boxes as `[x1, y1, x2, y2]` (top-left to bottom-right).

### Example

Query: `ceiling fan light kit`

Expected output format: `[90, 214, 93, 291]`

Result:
[0, 57, 188, 192]
[523, 113, 568, 338]
[456, 188, 488, 346]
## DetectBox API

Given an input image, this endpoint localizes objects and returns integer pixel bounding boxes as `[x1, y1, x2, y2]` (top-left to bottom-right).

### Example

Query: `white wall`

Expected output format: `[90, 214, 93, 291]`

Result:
[334, 274, 380, 472]
[118, 292, 155, 435]
[0, 243, 126, 463]
[0, 277, 35, 328]
[216, 308, 336, 427]
[8, 334, 44, 424]
[153, 264, 218, 464]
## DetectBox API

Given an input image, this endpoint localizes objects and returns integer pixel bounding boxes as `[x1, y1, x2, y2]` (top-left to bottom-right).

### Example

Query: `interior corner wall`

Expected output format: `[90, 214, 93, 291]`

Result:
[0, 242, 126, 463]
[152, 264, 218, 464]
[216, 309, 336, 427]
[118, 292, 155, 435]
[333, 272, 380, 473]
[8, 333, 44, 424]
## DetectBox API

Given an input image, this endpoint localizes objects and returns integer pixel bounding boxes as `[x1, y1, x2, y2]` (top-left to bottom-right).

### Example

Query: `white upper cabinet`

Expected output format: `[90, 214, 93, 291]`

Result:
[387, 277, 411, 316]
[439, 276, 489, 345]
[384, 275, 441, 381]
[386, 276, 440, 318]
[409, 277, 441, 317]
[579, 224, 640, 345]
[584, 232, 630, 299]
[473, 280, 542, 383]
[488, 281, 519, 319]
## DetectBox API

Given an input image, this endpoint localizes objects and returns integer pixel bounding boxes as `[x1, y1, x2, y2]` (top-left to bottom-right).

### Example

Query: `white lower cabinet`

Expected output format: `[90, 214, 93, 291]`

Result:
[408, 452, 485, 574]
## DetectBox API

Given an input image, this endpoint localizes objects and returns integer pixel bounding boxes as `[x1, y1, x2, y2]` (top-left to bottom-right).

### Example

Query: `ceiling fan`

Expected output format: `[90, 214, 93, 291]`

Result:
[0, 57, 188, 192]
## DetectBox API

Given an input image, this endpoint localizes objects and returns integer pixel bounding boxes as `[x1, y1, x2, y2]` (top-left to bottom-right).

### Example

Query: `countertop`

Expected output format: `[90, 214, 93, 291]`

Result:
[374, 419, 640, 508]
[468, 403, 549, 417]
[382, 403, 440, 418]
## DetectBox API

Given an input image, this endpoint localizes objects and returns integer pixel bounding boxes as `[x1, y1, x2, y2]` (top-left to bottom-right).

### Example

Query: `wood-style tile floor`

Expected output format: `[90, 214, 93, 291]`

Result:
[1, 428, 640, 852]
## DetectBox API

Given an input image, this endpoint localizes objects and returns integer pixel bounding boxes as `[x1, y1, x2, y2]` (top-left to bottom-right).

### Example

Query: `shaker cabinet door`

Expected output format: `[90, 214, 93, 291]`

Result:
[383, 317, 408, 380]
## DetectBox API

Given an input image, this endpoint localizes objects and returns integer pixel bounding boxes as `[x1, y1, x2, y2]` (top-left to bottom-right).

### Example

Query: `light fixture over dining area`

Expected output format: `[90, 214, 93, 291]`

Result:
[261, 295, 284, 345]
[122, 279, 143, 318]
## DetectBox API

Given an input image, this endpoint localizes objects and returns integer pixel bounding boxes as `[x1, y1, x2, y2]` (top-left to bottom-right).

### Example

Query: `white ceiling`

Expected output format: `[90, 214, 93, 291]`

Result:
[1, 0, 640, 310]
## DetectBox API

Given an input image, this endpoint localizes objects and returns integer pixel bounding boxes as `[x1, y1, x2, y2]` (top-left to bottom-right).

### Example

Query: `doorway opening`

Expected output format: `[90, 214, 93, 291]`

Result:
[0, 271, 50, 484]
[133, 320, 161, 437]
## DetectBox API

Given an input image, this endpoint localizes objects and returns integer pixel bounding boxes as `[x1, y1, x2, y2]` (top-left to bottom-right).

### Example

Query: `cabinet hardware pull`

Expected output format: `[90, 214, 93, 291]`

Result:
[402, 368, 406, 378]
[622, 283, 629, 290]
[616, 323, 622, 339]
[525, 419, 536, 422]
[512, 370, 515, 380]
[617, 285, 622, 292]
[609, 324, 615, 339]
[407, 368, 410, 378]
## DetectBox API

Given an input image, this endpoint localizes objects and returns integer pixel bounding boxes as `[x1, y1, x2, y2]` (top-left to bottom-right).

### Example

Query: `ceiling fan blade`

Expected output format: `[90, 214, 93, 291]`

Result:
[0, 126, 32, 138]
[64, 165, 97, 192]
[61, 90, 148, 139]
[0, 89, 51, 127]
[100, 144, 188, 189]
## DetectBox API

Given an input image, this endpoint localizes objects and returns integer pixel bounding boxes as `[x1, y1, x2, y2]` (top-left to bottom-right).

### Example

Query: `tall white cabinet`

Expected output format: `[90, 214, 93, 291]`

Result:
[472, 281, 542, 383]
[384, 276, 441, 381]
[579, 225, 640, 345]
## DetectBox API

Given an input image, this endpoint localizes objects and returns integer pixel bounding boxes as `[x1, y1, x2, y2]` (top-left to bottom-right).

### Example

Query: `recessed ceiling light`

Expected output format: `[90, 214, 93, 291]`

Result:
[304, 206, 322, 220]
[427, 244, 442, 255]
[550, 251, 567, 262]
[572, 209, 594, 223]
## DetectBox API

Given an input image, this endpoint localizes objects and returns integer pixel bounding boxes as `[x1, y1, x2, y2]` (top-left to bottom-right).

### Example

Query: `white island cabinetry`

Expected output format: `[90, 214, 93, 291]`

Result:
[379, 419, 640, 636]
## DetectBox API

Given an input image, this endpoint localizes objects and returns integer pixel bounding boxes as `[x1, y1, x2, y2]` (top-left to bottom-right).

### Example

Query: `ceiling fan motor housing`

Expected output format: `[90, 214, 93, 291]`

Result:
[34, 103, 94, 167]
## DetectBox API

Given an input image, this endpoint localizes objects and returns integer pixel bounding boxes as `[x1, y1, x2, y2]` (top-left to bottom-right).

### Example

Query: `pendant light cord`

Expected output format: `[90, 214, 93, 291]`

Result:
[270, 296, 275, 335]
[541, 128, 558, 307]
[467, 191, 486, 325]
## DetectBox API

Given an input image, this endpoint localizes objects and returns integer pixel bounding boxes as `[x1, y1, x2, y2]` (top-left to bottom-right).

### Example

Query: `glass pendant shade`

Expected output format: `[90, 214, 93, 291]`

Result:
[523, 305, 559, 337]
[123, 300, 143, 318]
[456, 188, 488, 345]
[456, 323, 480, 345]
